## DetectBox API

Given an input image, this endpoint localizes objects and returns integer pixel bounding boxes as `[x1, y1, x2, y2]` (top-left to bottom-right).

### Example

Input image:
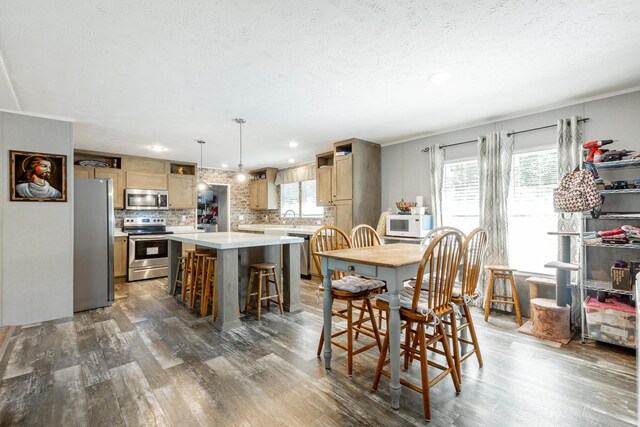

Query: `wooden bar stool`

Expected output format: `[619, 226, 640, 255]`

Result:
[201, 256, 218, 318]
[244, 263, 283, 320]
[484, 265, 523, 326]
[189, 252, 210, 309]
[181, 249, 199, 303]
[171, 255, 187, 296]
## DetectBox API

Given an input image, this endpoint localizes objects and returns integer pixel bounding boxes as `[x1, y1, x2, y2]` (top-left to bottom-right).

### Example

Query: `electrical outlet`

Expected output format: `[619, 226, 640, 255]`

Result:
[264, 215, 268, 221]
[181, 215, 187, 222]
[316, 220, 321, 225]
[239, 214, 244, 221]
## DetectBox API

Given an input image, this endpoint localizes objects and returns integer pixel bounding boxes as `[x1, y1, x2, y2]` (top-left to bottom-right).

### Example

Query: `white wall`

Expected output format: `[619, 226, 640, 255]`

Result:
[0, 111, 74, 325]
[381, 90, 640, 210]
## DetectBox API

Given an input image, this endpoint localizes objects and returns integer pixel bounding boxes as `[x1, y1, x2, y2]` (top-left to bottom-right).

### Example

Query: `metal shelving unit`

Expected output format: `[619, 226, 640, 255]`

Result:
[579, 157, 639, 347]
[598, 188, 640, 194]
[582, 241, 640, 249]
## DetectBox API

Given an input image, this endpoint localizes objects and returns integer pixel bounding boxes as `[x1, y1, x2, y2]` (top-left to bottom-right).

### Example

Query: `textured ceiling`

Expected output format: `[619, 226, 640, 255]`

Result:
[0, 0, 639, 169]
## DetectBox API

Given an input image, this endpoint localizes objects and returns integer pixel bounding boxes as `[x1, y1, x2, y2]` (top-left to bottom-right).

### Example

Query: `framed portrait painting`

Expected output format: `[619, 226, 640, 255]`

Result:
[10, 150, 67, 202]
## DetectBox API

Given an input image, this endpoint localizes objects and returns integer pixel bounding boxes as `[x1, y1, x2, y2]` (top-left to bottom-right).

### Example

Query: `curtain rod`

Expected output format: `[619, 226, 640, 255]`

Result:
[421, 117, 590, 152]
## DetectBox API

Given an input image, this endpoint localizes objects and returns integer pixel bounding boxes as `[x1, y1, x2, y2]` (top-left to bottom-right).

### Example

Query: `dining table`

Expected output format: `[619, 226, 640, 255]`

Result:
[166, 232, 304, 331]
[316, 243, 427, 410]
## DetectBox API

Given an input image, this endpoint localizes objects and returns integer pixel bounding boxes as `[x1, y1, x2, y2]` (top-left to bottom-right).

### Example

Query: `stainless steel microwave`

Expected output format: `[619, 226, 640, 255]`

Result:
[125, 189, 169, 210]
[386, 214, 432, 238]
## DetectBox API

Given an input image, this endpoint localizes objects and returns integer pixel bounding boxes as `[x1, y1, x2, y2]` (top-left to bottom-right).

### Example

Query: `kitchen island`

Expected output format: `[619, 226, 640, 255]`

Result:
[166, 232, 304, 331]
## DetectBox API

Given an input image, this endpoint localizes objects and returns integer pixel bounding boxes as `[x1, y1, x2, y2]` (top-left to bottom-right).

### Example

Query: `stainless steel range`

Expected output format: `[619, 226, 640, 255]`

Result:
[124, 217, 173, 282]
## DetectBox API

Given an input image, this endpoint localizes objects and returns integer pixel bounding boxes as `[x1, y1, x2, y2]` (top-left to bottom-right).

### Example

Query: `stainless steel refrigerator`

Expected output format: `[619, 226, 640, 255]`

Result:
[74, 178, 115, 312]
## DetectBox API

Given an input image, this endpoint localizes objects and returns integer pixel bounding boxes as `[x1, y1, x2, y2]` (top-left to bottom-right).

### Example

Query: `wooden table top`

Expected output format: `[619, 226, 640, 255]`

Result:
[316, 243, 426, 268]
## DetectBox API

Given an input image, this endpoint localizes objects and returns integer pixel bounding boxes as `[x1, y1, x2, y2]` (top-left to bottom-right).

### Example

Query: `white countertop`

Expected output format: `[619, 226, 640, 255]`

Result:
[238, 224, 321, 236]
[166, 232, 304, 249]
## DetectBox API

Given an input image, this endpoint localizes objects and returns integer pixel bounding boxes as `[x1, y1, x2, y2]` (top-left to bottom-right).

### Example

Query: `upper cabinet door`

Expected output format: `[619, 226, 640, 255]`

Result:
[74, 166, 94, 179]
[94, 168, 126, 209]
[168, 174, 196, 208]
[126, 172, 168, 190]
[333, 154, 352, 201]
[316, 166, 333, 206]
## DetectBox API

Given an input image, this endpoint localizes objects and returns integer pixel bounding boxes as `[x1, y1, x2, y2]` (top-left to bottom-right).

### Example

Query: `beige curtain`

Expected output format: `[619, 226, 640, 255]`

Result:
[275, 163, 316, 185]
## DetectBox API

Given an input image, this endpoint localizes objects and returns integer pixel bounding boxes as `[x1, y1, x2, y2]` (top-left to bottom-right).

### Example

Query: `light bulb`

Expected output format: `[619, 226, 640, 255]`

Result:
[236, 172, 247, 182]
[197, 182, 208, 191]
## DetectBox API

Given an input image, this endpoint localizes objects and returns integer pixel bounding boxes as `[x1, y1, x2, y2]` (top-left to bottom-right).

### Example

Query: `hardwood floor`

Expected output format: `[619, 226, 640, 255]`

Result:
[0, 278, 636, 426]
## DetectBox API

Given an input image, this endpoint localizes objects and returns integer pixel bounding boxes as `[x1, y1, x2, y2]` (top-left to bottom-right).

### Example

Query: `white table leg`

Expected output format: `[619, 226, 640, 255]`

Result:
[321, 257, 334, 369]
[387, 269, 402, 410]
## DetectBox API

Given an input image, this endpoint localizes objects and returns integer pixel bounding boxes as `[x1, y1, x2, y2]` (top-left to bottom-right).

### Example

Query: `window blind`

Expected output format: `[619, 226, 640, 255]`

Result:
[301, 180, 323, 217]
[507, 148, 558, 273]
[280, 182, 300, 216]
[442, 160, 480, 232]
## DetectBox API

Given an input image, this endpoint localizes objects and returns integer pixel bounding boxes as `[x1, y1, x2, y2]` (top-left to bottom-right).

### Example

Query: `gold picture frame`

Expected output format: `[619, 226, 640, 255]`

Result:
[10, 150, 67, 202]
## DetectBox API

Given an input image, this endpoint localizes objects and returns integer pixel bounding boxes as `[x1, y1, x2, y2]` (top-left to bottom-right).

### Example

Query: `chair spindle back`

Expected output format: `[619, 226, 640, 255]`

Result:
[311, 226, 352, 280]
[413, 231, 463, 316]
[350, 224, 381, 248]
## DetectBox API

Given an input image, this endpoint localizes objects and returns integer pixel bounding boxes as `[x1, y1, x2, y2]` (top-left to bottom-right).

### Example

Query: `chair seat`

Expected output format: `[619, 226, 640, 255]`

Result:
[319, 275, 385, 294]
[376, 285, 442, 317]
[251, 262, 276, 270]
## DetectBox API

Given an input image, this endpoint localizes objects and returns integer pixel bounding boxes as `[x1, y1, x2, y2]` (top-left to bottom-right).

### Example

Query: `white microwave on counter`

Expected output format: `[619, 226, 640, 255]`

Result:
[386, 214, 433, 238]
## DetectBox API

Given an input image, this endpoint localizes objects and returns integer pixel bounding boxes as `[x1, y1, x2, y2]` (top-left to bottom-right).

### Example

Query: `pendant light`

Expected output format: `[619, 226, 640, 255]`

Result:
[233, 118, 248, 182]
[196, 140, 210, 190]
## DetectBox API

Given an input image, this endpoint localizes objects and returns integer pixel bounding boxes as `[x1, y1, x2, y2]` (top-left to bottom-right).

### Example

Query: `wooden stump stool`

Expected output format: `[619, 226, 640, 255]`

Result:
[484, 265, 523, 326]
[530, 298, 571, 341]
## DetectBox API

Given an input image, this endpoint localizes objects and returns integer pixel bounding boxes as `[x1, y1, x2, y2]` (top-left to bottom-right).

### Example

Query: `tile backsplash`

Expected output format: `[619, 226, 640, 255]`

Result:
[114, 208, 195, 228]
[115, 167, 335, 230]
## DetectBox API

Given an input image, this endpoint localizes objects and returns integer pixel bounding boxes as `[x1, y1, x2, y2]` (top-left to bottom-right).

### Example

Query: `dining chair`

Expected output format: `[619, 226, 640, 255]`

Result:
[350, 223, 382, 248]
[421, 226, 466, 245]
[372, 231, 463, 421]
[312, 225, 384, 376]
[350, 224, 386, 337]
[442, 227, 488, 381]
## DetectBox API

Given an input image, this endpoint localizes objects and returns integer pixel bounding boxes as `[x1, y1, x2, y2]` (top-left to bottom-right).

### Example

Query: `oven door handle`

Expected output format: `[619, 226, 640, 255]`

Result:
[129, 235, 168, 241]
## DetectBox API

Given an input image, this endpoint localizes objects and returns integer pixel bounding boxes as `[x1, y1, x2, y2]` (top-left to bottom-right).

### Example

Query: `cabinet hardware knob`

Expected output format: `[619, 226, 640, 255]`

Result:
[347, 265, 355, 272]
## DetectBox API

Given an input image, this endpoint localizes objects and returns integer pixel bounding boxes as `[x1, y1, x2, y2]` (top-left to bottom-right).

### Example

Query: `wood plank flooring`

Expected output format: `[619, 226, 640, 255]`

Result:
[0, 278, 636, 426]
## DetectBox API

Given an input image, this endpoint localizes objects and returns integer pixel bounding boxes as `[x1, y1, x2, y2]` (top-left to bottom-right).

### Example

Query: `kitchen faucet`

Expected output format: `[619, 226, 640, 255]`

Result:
[282, 209, 298, 227]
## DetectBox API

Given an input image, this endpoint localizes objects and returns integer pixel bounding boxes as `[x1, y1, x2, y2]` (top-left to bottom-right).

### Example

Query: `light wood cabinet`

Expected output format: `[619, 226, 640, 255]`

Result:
[123, 156, 168, 174]
[316, 166, 333, 206]
[249, 179, 277, 209]
[126, 171, 168, 190]
[334, 199, 353, 234]
[333, 154, 353, 201]
[326, 139, 380, 232]
[249, 168, 277, 210]
[114, 236, 128, 278]
[94, 168, 125, 209]
[74, 166, 125, 209]
[168, 174, 196, 208]
[74, 166, 94, 179]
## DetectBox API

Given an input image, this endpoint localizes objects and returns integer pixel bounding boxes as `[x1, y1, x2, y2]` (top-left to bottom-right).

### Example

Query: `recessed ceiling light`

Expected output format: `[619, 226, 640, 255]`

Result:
[288, 141, 298, 148]
[427, 72, 451, 85]
[221, 163, 228, 168]
[288, 158, 295, 164]
[147, 145, 168, 152]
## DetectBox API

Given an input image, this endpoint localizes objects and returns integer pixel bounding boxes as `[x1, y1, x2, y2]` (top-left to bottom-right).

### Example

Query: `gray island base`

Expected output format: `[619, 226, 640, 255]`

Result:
[167, 232, 303, 331]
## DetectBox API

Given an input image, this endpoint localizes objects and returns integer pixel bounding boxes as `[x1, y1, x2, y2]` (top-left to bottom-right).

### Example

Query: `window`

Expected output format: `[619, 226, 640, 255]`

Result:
[301, 180, 323, 217]
[280, 180, 324, 218]
[442, 160, 480, 233]
[507, 148, 558, 274]
[280, 183, 300, 216]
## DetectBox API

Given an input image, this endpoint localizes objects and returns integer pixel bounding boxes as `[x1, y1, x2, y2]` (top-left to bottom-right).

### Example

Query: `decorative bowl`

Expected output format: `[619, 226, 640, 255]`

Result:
[395, 201, 416, 212]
